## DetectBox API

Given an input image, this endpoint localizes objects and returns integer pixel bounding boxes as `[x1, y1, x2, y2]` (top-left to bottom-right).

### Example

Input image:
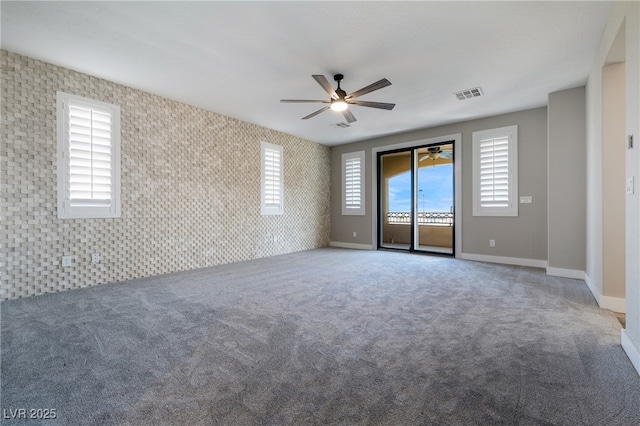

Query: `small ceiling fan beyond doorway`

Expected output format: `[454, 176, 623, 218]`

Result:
[281, 74, 395, 124]
[419, 146, 453, 162]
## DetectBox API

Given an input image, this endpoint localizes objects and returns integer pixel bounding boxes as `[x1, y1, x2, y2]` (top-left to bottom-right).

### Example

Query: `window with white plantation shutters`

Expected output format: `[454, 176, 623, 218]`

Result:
[57, 92, 121, 219]
[342, 151, 365, 215]
[480, 136, 509, 207]
[472, 125, 518, 216]
[261, 142, 283, 215]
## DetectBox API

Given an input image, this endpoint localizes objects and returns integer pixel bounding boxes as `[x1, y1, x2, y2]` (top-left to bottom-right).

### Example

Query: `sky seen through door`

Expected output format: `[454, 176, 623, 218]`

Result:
[388, 164, 453, 212]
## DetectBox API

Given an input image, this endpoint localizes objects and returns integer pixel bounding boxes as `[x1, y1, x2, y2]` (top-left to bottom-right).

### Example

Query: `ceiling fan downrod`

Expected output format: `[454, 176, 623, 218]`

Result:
[331, 73, 348, 111]
[333, 74, 347, 100]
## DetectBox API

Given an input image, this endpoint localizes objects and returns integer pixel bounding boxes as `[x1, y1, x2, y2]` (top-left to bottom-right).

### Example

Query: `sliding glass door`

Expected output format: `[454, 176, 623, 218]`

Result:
[378, 142, 454, 254]
[415, 144, 454, 254]
[379, 150, 413, 250]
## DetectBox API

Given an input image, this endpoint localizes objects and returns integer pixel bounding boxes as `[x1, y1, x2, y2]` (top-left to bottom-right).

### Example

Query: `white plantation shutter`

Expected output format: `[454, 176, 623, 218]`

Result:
[345, 158, 361, 208]
[57, 92, 121, 218]
[479, 135, 509, 207]
[68, 104, 113, 206]
[264, 147, 281, 206]
[472, 126, 518, 216]
[261, 142, 283, 215]
[342, 151, 365, 215]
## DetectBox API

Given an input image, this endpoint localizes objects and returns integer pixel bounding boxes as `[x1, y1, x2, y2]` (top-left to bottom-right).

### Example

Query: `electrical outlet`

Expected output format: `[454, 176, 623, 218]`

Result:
[627, 177, 635, 195]
[62, 256, 72, 267]
[489, 240, 495, 247]
[91, 253, 100, 264]
[353, 231, 357, 237]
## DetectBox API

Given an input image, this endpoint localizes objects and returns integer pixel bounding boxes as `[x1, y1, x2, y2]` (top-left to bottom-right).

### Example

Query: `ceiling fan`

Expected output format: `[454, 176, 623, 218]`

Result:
[419, 146, 453, 161]
[280, 74, 395, 124]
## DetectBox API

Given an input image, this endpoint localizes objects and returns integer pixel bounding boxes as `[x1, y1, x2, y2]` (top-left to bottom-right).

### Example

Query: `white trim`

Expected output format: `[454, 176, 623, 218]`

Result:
[460, 252, 547, 268]
[329, 241, 374, 250]
[371, 133, 462, 258]
[584, 274, 599, 303]
[57, 91, 121, 219]
[621, 329, 640, 377]
[600, 295, 626, 313]
[546, 267, 585, 280]
[584, 273, 626, 313]
[472, 125, 518, 217]
[342, 150, 365, 215]
[260, 141, 284, 216]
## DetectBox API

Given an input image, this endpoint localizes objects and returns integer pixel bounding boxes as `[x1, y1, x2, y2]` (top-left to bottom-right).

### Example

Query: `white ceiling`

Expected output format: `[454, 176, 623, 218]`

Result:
[1, 1, 611, 146]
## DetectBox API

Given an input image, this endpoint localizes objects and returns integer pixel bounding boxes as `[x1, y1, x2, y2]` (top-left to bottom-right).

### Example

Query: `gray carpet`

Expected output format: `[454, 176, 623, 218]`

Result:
[2, 247, 639, 425]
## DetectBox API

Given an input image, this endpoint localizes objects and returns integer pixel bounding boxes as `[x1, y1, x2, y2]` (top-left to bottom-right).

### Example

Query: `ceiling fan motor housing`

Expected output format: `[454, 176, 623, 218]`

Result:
[333, 74, 347, 99]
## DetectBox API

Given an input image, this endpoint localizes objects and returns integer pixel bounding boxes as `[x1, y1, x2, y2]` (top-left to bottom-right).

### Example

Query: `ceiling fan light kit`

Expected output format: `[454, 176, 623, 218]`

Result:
[281, 73, 395, 124]
[330, 100, 348, 112]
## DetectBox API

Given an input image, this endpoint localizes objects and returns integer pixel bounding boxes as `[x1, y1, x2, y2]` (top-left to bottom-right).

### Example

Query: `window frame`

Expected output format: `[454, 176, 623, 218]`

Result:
[472, 125, 518, 217]
[260, 141, 284, 216]
[342, 150, 365, 216]
[56, 92, 121, 219]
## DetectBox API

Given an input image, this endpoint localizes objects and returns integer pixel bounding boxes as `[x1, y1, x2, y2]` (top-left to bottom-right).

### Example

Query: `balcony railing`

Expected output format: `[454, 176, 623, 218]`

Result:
[387, 212, 454, 226]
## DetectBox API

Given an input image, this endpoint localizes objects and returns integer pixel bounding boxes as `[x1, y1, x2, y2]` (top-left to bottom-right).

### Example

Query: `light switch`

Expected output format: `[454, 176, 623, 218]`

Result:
[627, 177, 635, 195]
[520, 196, 532, 204]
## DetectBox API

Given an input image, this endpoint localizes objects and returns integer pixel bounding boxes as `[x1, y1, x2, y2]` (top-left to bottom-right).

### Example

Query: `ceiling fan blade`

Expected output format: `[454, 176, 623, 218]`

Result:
[419, 155, 429, 162]
[440, 151, 453, 159]
[302, 105, 331, 120]
[281, 99, 330, 103]
[346, 78, 391, 100]
[342, 109, 357, 124]
[348, 100, 395, 110]
[312, 75, 338, 99]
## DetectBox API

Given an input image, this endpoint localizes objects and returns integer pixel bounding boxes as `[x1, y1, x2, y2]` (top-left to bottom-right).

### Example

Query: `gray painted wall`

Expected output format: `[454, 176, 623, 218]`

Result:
[547, 87, 586, 272]
[331, 107, 548, 262]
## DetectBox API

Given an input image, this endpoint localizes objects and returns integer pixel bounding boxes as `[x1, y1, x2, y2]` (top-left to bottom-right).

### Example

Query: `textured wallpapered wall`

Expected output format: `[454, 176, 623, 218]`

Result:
[0, 50, 331, 300]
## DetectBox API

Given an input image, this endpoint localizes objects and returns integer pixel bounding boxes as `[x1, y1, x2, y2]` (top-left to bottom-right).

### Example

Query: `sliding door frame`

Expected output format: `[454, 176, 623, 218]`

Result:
[371, 133, 462, 258]
[377, 147, 417, 252]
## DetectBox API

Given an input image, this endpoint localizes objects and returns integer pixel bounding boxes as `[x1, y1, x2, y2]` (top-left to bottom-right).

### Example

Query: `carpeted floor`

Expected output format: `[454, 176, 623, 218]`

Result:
[2, 247, 639, 425]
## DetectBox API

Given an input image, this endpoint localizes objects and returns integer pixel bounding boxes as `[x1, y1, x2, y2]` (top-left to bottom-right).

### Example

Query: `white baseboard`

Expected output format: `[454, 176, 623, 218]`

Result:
[584, 274, 626, 313]
[622, 329, 640, 377]
[460, 253, 547, 269]
[546, 267, 585, 280]
[584, 274, 598, 302]
[600, 295, 626, 313]
[329, 241, 374, 250]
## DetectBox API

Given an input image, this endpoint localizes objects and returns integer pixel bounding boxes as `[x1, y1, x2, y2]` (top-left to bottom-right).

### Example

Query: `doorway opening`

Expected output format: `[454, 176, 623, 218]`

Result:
[378, 142, 455, 255]
[602, 21, 626, 314]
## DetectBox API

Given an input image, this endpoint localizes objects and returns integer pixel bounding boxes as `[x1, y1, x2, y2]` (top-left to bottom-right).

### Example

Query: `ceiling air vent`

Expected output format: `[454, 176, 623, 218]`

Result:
[454, 87, 483, 100]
